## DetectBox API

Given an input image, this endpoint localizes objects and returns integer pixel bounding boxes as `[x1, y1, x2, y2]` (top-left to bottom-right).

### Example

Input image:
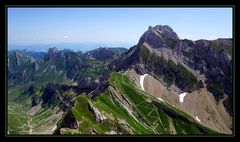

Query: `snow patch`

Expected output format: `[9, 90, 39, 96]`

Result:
[179, 92, 187, 103]
[140, 74, 148, 91]
[157, 97, 165, 102]
[196, 116, 201, 122]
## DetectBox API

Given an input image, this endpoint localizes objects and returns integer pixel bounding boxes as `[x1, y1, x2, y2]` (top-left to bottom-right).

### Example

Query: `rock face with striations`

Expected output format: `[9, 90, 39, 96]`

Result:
[44, 47, 59, 61]
[138, 25, 179, 49]
[88, 101, 107, 123]
[111, 25, 232, 115]
[219, 50, 231, 76]
[8, 51, 36, 81]
[41, 83, 74, 111]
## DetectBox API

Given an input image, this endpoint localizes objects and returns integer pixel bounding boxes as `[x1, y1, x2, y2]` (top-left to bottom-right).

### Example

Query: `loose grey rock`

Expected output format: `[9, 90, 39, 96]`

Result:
[88, 101, 107, 123]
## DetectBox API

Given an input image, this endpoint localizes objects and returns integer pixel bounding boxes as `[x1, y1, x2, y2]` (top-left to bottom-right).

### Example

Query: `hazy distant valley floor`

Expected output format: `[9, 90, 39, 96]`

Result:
[8, 74, 75, 134]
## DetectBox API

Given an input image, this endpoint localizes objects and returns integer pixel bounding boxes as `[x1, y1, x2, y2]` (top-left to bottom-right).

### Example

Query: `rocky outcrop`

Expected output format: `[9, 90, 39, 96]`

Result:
[41, 83, 59, 107]
[8, 51, 36, 81]
[16, 52, 21, 66]
[104, 131, 118, 134]
[137, 25, 232, 79]
[31, 96, 37, 107]
[138, 26, 167, 48]
[114, 25, 232, 115]
[61, 111, 78, 129]
[23, 86, 35, 95]
[85, 47, 127, 61]
[33, 62, 39, 71]
[109, 45, 141, 71]
[118, 118, 132, 133]
[88, 101, 107, 123]
[57, 92, 73, 111]
[219, 50, 231, 76]
[138, 25, 179, 49]
[44, 47, 59, 61]
[41, 83, 74, 111]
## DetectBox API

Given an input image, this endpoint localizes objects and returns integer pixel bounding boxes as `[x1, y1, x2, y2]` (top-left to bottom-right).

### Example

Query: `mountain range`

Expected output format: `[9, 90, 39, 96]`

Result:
[7, 25, 232, 135]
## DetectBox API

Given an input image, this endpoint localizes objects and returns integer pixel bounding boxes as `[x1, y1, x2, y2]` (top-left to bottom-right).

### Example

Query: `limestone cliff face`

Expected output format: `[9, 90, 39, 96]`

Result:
[138, 25, 179, 48]
[112, 25, 232, 115]
[8, 51, 36, 81]
[137, 25, 231, 80]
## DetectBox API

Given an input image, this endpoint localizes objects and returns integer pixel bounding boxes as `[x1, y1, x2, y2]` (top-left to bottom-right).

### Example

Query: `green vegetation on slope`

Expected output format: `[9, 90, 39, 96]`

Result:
[156, 30, 177, 49]
[80, 58, 109, 78]
[8, 49, 109, 135]
[8, 68, 77, 134]
[60, 72, 220, 135]
[209, 39, 232, 57]
[109, 72, 218, 134]
[208, 82, 225, 102]
[140, 45, 198, 91]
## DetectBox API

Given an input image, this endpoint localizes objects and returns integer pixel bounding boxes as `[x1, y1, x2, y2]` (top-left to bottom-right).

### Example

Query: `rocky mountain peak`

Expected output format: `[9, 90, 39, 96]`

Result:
[48, 47, 59, 55]
[146, 25, 179, 40]
[44, 47, 59, 61]
[154, 25, 179, 41]
[117, 24, 232, 116]
[138, 25, 179, 48]
[11, 50, 35, 66]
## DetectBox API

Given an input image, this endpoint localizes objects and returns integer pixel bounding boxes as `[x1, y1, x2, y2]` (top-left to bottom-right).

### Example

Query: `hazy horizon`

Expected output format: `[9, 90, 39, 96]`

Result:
[8, 42, 134, 52]
[8, 8, 232, 51]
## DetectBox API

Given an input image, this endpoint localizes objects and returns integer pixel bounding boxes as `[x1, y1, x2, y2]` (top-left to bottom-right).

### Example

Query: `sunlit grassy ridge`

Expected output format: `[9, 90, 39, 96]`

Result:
[60, 72, 221, 135]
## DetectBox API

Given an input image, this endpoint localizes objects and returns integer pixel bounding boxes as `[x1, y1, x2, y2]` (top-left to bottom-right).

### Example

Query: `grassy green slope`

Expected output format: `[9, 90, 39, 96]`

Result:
[60, 72, 221, 135]
[109, 72, 220, 134]
[8, 69, 77, 135]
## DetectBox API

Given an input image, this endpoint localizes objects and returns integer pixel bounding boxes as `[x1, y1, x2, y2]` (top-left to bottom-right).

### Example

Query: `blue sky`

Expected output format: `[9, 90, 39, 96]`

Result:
[8, 8, 232, 47]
